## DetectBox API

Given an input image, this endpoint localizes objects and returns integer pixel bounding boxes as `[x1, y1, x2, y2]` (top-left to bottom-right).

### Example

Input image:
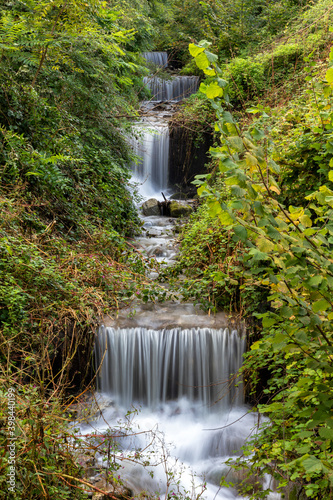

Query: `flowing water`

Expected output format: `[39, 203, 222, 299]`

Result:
[143, 51, 168, 68]
[131, 123, 170, 199]
[143, 75, 200, 102]
[130, 52, 199, 198]
[88, 324, 260, 499]
[80, 53, 279, 499]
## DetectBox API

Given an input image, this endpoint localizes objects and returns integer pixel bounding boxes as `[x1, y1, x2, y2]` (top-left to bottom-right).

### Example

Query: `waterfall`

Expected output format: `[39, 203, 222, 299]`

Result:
[129, 52, 201, 198]
[131, 124, 169, 198]
[143, 51, 168, 68]
[95, 326, 245, 410]
[143, 75, 199, 102]
[92, 325, 257, 498]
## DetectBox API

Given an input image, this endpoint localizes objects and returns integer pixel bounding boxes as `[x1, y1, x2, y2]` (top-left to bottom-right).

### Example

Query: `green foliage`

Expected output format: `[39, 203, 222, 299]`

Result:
[0, 0, 147, 235]
[162, 192, 267, 314]
[189, 39, 333, 498]
[224, 58, 265, 102]
[0, 2, 169, 498]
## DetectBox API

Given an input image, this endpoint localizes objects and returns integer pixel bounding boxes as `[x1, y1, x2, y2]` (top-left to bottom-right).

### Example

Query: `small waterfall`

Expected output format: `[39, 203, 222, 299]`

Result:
[131, 124, 169, 198]
[143, 75, 199, 102]
[92, 325, 254, 498]
[143, 51, 168, 68]
[95, 327, 245, 410]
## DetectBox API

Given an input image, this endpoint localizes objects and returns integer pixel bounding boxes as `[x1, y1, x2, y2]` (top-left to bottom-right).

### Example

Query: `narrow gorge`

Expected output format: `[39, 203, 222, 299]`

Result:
[79, 53, 278, 500]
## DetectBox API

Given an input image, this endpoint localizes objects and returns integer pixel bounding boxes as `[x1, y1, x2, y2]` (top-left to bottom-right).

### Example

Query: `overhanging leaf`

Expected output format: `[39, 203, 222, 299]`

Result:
[326, 67, 333, 84]
[218, 211, 235, 225]
[189, 43, 205, 58]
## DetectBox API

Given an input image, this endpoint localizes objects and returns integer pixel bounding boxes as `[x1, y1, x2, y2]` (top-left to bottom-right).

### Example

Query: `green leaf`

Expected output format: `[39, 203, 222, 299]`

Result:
[205, 50, 218, 63]
[302, 456, 323, 474]
[195, 52, 210, 70]
[233, 225, 247, 242]
[319, 427, 333, 440]
[229, 136, 244, 152]
[218, 211, 235, 225]
[312, 298, 330, 313]
[262, 316, 277, 328]
[307, 275, 323, 288]
[248, 248, 270, 261]
[326, 67, 333, 84]
[207, 200, 222, 217]
[189, 43, 205, 58]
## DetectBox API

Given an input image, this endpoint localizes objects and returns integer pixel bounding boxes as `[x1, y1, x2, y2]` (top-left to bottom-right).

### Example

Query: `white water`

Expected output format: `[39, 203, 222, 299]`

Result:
[93, 50, 280, 499]
[131, 123, 169, 199]
[95, 327, 245, 410]
[143, 51, 168, 68]
[143, 75, 199, 102]
[130, 51, 200, 199]
[89, 326, 259, 499]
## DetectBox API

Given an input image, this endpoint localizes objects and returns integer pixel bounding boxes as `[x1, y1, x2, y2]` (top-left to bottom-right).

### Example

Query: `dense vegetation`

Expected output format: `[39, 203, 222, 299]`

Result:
[171, 4, 333, 497]
[1, 0, 333, 499]
[0, 1, 166, 498]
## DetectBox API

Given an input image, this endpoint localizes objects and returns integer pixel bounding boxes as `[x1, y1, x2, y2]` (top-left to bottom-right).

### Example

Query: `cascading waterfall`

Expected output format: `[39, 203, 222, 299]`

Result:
[143, 75, 199, 102]
[129, 52, 200, 198]
[130, 124, 169, 198]
[143, 51, 168, 68]
[95, 327, 245, 410]
[94, 49, 281, 500]
[90, 325, 261, 499]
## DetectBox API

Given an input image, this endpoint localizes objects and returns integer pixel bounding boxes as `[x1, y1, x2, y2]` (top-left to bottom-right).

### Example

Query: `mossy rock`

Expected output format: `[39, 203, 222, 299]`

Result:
[169, 201, 193, 218]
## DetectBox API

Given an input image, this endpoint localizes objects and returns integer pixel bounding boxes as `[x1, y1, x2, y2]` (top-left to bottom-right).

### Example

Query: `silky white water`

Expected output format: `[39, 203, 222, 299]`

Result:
[143, 51, 168, 68]
[131, 124, 169, 199]
[143, 75, 200, 102]
[84, 326, 265, 499]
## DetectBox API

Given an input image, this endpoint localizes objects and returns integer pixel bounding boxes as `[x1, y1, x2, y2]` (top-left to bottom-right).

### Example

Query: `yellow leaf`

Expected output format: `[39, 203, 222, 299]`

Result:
[270, 185, 281, 195]
[189, 43, 205, 57]
[218, 211, 234, 225]
[289, 208, 304, 221]
[299, 214, 312, 227]
[257, 236, 275, 253]
[203, 67, 216, 76]
[245, 152, 258, 167]
[326, 67, 333, 84]
[206, 81, 223, 98]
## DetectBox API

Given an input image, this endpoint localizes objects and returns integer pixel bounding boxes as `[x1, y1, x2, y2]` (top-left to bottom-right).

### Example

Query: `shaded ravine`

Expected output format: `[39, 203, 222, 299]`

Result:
[79, 53, 279, 500]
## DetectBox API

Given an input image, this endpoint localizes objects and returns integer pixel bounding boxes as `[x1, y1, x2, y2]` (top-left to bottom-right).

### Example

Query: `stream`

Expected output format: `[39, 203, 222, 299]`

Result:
[78, 53, 279, 500]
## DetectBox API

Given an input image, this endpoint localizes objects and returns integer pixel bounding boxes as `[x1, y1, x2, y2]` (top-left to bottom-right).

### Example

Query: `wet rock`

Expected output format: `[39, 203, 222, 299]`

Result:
[92, 478, 133, 499]
[145, 228, 161, 237]
[141, 199, 160, 216]
[169, 200, 193, 218]
[151, 246, 164, 256]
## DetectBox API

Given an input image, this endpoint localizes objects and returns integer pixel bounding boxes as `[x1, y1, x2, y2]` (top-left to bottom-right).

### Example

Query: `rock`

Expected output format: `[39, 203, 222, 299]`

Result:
[141, 198, 160, 216]
[169, 200, 193, 218]
[92, 478, 133, 499]
[145, 228, 161, 237]
[148, 245, 164, 257]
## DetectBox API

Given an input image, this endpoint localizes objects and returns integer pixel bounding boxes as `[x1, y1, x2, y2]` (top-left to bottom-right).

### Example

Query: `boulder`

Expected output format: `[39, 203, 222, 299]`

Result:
[169, 200, 193, 218]
[92, 478, 132, 499]
[141, 198, 160, 216]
